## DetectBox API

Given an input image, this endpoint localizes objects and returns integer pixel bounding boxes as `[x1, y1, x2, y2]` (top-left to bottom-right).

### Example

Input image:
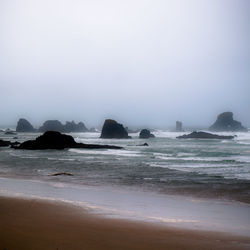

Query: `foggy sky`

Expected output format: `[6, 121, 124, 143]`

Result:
[1, 0, 249, 128]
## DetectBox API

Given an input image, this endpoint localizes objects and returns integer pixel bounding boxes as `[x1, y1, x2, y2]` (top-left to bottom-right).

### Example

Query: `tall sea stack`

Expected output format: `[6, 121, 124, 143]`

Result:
[100, 119, 131, 139]
[209, 112, 247, 132]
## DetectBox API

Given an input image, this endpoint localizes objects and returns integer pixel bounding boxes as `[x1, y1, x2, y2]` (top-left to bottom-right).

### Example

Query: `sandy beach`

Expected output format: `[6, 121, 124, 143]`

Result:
[0, 196, 250, 250]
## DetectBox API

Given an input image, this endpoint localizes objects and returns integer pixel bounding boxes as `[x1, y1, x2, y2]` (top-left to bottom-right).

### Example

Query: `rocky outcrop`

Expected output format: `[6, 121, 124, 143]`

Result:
[100, 119, 131, 139]
[64, 121, 88, 132]
[16, 118, 36, 132]
[0, 139, 11, 147]
[39, 120, 88, 133]
[14, 131, 122, 150]
[209, 112, 247, 132]
[139, 129, 155, 139]
[177, 131, 234, 139]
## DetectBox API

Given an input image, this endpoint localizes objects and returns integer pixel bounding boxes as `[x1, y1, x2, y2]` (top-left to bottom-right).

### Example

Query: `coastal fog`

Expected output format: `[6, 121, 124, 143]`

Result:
[0, 0, 249, 128]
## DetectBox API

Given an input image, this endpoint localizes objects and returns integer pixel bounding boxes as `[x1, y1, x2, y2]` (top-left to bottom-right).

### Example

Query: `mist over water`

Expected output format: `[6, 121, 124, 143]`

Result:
[0, 0, 249, 128]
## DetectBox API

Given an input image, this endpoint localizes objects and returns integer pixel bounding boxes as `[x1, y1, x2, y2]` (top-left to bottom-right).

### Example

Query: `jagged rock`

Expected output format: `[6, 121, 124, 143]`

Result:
[139, 129, 155, 139]
[16, 118, 36, 132]
[64, 121, 88, 132]
[177, 131, 234, 139]
[209, 112, 247, 132]
[100, 119, 131, 139]
[39, 120, 88, 133]
[39, 120, 65, 132]
[14, 131, 122, 150]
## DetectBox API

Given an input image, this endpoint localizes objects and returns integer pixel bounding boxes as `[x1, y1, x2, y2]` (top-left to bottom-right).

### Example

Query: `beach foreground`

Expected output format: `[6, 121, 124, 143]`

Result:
[1, 196, 250, 250]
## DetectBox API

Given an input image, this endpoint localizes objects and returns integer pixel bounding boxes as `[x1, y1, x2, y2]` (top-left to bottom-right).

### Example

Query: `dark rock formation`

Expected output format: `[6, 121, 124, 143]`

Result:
[209, 112, 247, 132]
[139, 129, 155, 139]
[0, 139, 11, 147]
[16, 118, 35, 132]
[177, 131, 234, 139]
[14, 131, 122, 150]
[64, 121, 88, 132]
[136, 143, 149, 146]
[50, 172, 74, 176]
[100, 119, 131, 139]
[39, 120, 88, 133]
[0, 139, 20, 147]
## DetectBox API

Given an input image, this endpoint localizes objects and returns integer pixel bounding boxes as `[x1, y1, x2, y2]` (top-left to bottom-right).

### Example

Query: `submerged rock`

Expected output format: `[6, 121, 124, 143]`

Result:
[177, 131, 234, 139]
[139, 129, 155, 139]
[50, 172, 74, 176]
[100, 119, 131, 139]
[209, 112, 247, 132]
[14, 131, 122, 150]
[16, 118, 36, 132]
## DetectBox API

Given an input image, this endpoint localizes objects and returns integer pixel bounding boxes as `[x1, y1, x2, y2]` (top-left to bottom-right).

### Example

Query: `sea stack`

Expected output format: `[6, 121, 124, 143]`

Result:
[39, 120, 88, 133]
[16, 118, 35, 132]
[100, 119, 131, 139]
[139, 129, 155, 139]
[175, 121, 183, 132]
[209, 112, 247, 132]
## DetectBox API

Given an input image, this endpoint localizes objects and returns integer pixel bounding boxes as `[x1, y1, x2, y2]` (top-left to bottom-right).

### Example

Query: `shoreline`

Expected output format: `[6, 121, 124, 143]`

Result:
[1, 176, 250, 237]
[1, 195, 250, 250]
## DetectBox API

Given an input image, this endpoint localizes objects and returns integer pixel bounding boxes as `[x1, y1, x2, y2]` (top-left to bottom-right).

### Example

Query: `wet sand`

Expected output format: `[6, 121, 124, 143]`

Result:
[0, 196, 250, 250]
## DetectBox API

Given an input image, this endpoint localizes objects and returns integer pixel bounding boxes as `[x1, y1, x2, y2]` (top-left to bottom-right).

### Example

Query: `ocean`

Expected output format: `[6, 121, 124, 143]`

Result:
[1, 130, 250, 203]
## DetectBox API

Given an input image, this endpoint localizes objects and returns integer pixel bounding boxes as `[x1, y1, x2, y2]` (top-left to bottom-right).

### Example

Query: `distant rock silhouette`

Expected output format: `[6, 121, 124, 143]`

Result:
[177, 131, 234, 139]
[64, 121, 88, 133]
[14, 131, 122, 150]
[175, 121, 183, 132]
[39, 120, 88, 133]
[100, 119, 131, 139]
[209, 112, 247, 132]
[139, 129, 155, 139]
[16, 118, 35, 132]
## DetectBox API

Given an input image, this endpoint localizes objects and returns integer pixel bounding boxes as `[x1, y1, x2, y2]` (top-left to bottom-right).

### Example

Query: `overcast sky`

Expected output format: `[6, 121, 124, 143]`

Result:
[0, 0, 249, 128]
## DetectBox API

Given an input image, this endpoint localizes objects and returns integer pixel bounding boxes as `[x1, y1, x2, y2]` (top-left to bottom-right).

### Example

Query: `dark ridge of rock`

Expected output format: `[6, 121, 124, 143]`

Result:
[0, 139, 11, 147]
[14, 131, 122, 150]
[0, 139, 20, 147]
[50, 172, 74, 176]
[177, 131, 234, 140]
[16, 118, 36, 132]
[136, 143, 149, 146]
[209, 112, 247, 132]
[39, 120, 88, 133]
[100, 119, 131, 139]
[139, 129, 155, 139]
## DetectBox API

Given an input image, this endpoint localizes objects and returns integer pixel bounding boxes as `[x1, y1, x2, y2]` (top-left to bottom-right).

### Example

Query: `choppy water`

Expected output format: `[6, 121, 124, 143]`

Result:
[0, 130, 250, 203]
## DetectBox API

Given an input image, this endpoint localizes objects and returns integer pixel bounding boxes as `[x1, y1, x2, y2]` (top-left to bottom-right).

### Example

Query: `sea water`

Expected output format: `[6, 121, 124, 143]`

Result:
[0, 130, 250, 203]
